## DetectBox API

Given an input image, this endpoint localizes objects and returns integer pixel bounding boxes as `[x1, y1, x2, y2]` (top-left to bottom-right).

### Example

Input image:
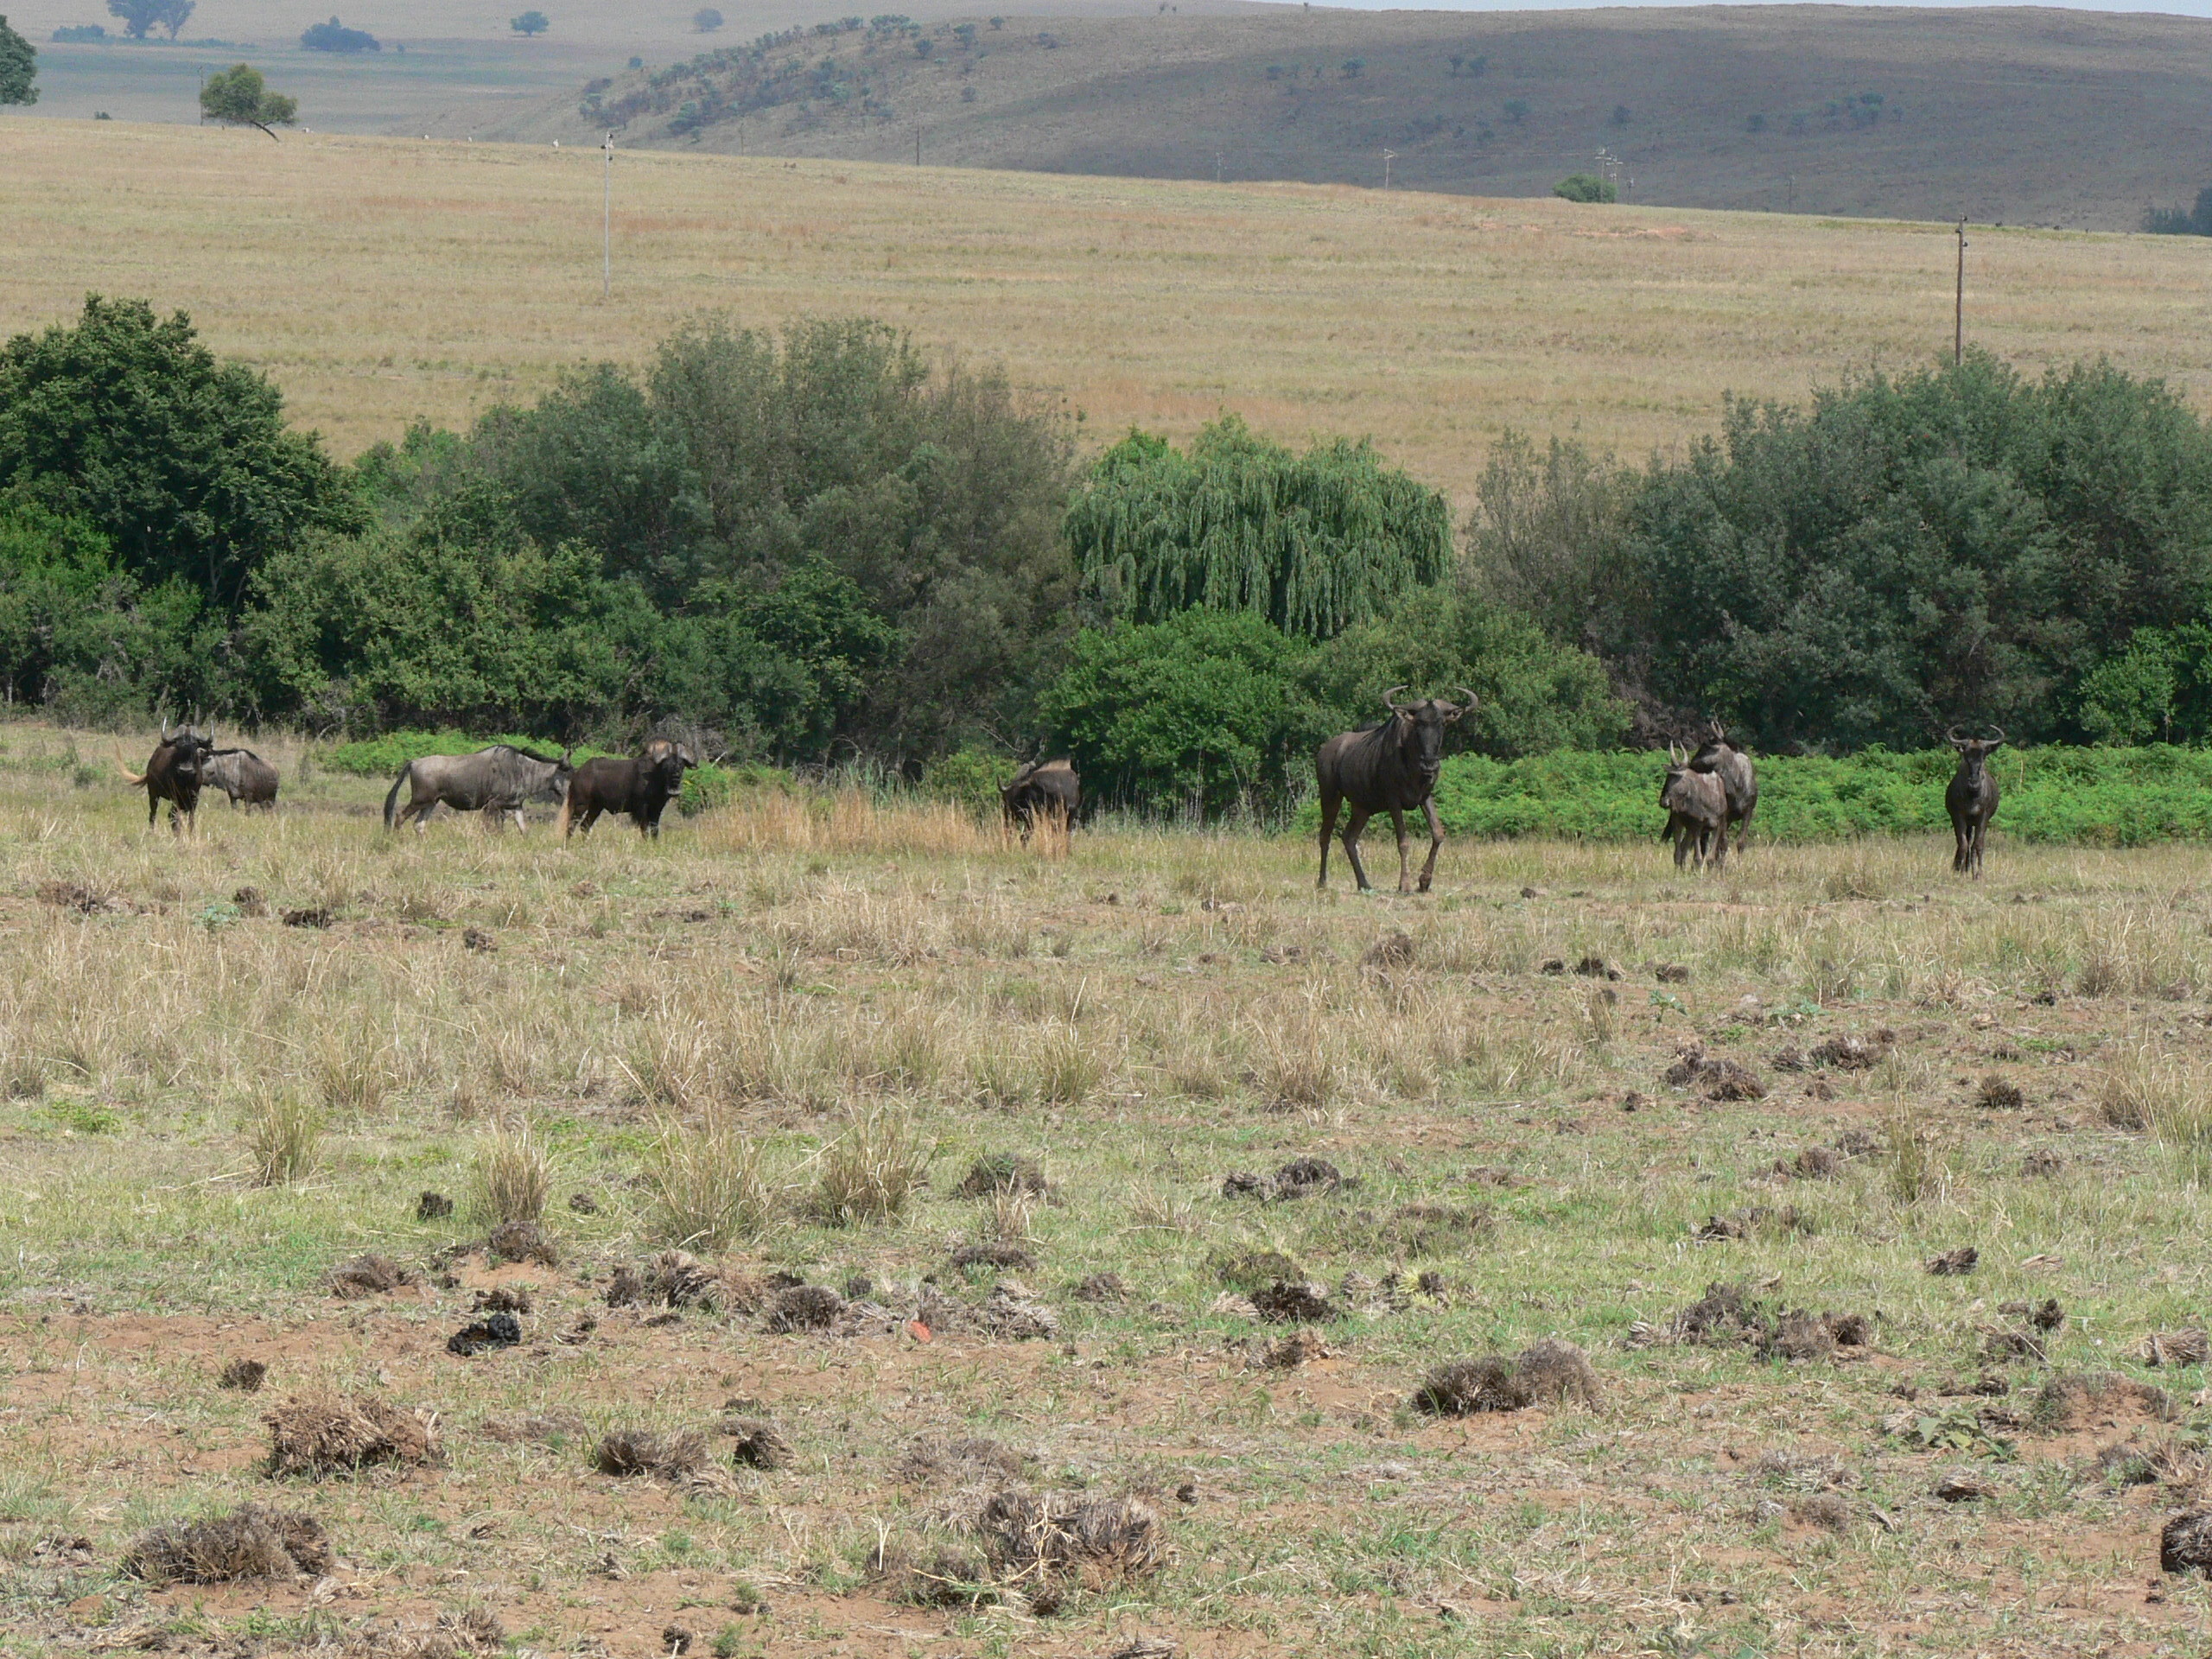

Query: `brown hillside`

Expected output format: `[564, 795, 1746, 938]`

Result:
[484, 4, 2212, 230]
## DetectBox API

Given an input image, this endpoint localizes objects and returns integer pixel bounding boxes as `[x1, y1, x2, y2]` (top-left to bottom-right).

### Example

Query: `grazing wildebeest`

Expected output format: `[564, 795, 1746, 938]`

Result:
[202, 747, 280, 810]
[382, 745, 573, 834]
[1945, 727, 2004, 878]
[557, 741, 696, 840]
[1659, 742, 1730, 870]
[1001, 759, 1080, 842]
[1315, 687, 1475, 893]
[1689, 720, 1758, 849]
[114, 721, 217, 834]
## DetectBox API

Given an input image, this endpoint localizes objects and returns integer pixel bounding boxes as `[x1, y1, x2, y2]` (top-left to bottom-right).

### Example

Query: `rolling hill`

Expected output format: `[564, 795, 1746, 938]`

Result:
[480, 4, 2212, 229]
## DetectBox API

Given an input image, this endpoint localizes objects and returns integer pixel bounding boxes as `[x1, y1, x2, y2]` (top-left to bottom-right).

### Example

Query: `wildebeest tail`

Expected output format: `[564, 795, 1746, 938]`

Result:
[112, 746, 147, 786]
[556, 794, 574, 839]
[383, 765, 410, 830]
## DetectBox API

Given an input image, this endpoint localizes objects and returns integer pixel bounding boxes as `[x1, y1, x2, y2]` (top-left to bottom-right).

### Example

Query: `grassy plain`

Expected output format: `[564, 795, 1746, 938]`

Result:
[3, 720, 2211, 1656]
[6, 121, 2212, 507]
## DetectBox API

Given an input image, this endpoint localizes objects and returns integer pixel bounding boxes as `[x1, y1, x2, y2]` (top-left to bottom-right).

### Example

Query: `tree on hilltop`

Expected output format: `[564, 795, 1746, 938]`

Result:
[301, 17, 379, 53]
[692, 7, 723, 31]
[107, 0, 193, 41]
[511, 10, 550, 35]
[198, 62, 296, 139]
[0, 14, 37, 105]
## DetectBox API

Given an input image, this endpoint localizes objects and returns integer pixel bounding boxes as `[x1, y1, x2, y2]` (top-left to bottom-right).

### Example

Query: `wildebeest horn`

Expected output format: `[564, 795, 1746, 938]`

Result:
[1709, 717, 1725, 741]
[1985, 727, 2005, 744]
[1382, 685, 1409, 714]
[1946, 725, 1965, 747]
[161, 716, 171, 742]
[1455, 686, 1477, 710]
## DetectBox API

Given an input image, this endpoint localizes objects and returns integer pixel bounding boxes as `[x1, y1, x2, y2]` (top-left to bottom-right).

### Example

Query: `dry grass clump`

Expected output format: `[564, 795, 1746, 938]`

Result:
[325, 1253, 418, 1299]
[810, 1109, 931, 1225]
[594, 1428, 709, 1480]
[2162, 1511, 2212, 1576]
[265, 1393, 440, 1478]
[479, 1410, 588, 1445]
[127, 1504, 329, 1583]
[472, 1117, 553, 1227]
[358, 1607, 505, 1658]
[973, 1487, 1169, 1590]
[2139, 1329, 2211, 1368]
[896, 1435, 1034, 1486]
[1413, 1340, 1599, 1415]
[762, 1283, 846, 1332]
[1661, 1046, 1767, 1101]
[642, 1116, 772, 1250]
[953, 1152, 1048, 1198]
[721, 1415, 794, 1470]
[218, 1357, 268, 1392]
[244, 1094, 323, 1187]
[479, 1218, 556, 1266]
[605, 1249, 748, 1312]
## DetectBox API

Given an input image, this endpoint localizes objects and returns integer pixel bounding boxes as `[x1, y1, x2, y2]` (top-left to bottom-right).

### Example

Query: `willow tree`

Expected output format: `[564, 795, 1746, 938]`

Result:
[1065, 416, 1452, 640]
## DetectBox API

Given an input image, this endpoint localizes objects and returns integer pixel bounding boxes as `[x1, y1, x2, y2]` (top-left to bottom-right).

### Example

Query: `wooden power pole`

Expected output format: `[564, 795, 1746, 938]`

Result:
[1954, 218, 1967, 365]
[602, 132, 613, 302]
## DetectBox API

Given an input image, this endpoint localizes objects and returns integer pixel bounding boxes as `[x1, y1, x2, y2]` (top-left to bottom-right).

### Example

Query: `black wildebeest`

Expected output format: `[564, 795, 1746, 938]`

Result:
[1659, 741, 1730, 869]
[1689, 720, 1758, 849]
[1945, 727, 2004, 877]
[557, 741, 696, 840]
[1001, 758, 1080, 842]
[202, 747, 280, 810]
[114, 721, 217, 834]
[383, 745, 573, 834]
[1315, 687, 1475, 893]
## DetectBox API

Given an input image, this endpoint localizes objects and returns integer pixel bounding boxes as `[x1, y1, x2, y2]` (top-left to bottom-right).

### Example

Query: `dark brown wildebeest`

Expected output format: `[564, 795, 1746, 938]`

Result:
[1660, 742, 1730, 869]
[114, 721, 217, 834]
[1689, 720, 1758, 849]
[557, 741, 696, 840]
[202, 747, 280, 810]
[383, 745, 573, 834]
[1945, 727, 2004, 878]
[1315, 687, 1475, 893]
[1001, 759, 1080, 842]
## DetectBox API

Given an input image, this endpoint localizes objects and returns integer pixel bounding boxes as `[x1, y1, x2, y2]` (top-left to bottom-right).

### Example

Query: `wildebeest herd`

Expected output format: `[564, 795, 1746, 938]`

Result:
[109, 698, 2011, 880]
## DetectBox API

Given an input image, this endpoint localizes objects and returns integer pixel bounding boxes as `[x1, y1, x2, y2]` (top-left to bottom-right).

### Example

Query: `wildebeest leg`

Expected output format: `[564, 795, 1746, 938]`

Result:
[147, 790, 158, 828]
[1316, 790, 1343, 888]
[582, 807, 605, 836]
[1417, 798, 1446, 893]
[1390, 808, 1414, 893]
[1340, 807, 1376, 892]
[1710, 823, 1728, 872]
[1672, 820, 1691, 868]
[1969, 817, 1985, 879]
[1952, 817, 1968, 874]
[1736, 802, 1754, 849]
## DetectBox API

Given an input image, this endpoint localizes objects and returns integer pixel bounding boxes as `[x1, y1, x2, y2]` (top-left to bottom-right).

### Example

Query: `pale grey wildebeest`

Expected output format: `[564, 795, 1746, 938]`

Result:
[1688, 720, 1758, 849]
[1659, 742, 1729, 869]
[202, 747, 280, 810]
[383, 745, 573, 834]
[1315, 687, 1475, 893]
[1945, 727, 2004, 878]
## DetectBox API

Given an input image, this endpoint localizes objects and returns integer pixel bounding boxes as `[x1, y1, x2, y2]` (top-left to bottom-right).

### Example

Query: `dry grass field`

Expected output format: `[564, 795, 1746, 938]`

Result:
[3, 720, 2212, 1656]
[7, 118, 2212, 505]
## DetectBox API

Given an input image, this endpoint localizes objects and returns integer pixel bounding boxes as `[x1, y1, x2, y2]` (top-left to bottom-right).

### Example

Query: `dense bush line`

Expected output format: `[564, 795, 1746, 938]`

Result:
[12, 296, 2212, 824]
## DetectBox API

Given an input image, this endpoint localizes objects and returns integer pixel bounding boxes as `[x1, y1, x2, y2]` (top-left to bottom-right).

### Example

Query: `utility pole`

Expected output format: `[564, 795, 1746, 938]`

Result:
[602, 131, 614, 302]
[1382, 148, 1395, 189]
[1215, 149, 1223, 183]
[915, 122, 922, 165]
[1954, 217, 1967, 365]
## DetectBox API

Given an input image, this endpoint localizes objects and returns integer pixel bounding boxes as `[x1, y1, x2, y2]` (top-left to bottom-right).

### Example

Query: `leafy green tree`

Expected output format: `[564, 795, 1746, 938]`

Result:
[0, 15, 37, 105]
[107, 0, 190, 41]
[0, 495, 223, 721]
[199, 63, 296, 137]
[0, 296, 356, 612]
[692, 7, 723, 30]
[238, 500, 658, 734]
[1037, 608, 1324, 818]
[511, 10, 550, 35]
[1065, 417, 1451, 641]
[300, 17, 378, 52]
[1462, 430, 1638, 655]
[1621, 353, 2212, 747]
[1299, 587, 1629, 758]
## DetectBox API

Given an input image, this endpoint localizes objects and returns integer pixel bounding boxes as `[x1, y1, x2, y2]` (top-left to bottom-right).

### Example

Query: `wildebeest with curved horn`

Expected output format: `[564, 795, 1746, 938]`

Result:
[114, 720, 217, 834]
[1689, 720, 1758, 849]
[1001, 758, 1079, 842]
[202, 747, 280, 810]
[383, 745, 573, 834]
[1659, 741, 1729, 869]
[558, 741, 696, 840]
[1945, 726, 2004, 877]
[1315, 686, 1475, 893]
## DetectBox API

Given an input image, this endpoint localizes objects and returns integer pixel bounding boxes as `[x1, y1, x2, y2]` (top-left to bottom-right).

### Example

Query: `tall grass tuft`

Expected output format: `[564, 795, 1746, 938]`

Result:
[1883, 1094, 1952, 1205]
[811, 1109, 932, 1225]
[245, 1094, 323, 1187]
[474, 1117, 553, 1225]
[2105, 1042, 2212, 1185]
[643, 1113, 772, 1249]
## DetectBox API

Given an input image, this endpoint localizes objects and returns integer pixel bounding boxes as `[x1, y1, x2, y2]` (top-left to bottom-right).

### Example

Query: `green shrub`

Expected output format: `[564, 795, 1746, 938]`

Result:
[921, 746, 1012, 819]
[1553, 174, 1616, 204]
